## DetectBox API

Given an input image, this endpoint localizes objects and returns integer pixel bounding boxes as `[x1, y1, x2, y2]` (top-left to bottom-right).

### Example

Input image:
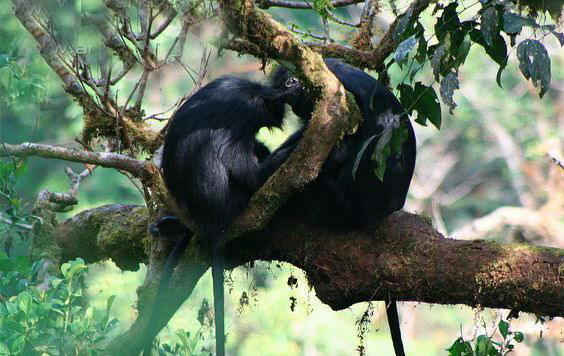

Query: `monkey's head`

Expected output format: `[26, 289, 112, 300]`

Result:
[270, 66, 314, 121]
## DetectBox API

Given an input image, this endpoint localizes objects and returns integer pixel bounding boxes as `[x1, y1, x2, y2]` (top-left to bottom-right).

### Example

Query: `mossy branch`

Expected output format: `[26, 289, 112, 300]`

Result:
[53, 204, 564, 355]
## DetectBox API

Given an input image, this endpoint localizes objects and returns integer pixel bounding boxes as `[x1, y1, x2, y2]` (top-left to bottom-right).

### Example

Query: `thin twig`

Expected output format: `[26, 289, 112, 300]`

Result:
[0, 214, 33, 231]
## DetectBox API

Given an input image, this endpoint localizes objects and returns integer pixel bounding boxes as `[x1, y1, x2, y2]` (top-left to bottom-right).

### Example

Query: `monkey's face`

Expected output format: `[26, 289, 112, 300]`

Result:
[270, 67, 314, 120]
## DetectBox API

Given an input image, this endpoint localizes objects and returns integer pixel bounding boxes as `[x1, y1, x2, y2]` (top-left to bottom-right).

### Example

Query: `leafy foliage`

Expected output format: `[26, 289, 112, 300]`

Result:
[391, 0, 561, 126]
[312, 0, 334, 19]
[0, 50, 47, 110]
[0, 160, 37, 254]
[150, 328, 208, 356]
[0, 256, 119, 355]
[447, 320, 525, 356]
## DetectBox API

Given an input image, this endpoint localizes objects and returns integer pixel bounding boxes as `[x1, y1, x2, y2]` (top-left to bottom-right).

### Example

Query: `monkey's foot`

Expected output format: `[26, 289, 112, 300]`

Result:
[149, 215, 188, 238]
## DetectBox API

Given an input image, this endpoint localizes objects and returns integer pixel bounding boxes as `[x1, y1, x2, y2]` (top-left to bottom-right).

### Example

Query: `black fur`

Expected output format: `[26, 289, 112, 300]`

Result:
[264, 58, 416, 356]
[158, 76, 286, 356]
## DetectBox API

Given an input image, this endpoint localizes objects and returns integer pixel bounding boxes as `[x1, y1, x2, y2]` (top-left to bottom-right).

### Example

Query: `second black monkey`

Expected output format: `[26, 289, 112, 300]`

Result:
[263, 58, 416, 356]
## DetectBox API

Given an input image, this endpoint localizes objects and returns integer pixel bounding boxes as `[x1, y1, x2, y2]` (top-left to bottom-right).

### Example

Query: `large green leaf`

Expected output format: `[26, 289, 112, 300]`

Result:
[398, 82, 442, 129]
[440, 72, 459, 114]
[517, 39, 551, 98]
[502, 12, 537, 35]
[481, 6, 499, 47]
[394, 35, 418, 64]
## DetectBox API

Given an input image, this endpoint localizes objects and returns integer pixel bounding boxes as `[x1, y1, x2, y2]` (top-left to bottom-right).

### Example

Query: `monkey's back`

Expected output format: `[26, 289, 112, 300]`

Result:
[162, 76, 282, 231]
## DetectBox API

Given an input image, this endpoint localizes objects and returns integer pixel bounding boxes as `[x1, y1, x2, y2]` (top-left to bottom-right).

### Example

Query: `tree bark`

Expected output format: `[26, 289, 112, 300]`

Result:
[57, 205, 564, 317]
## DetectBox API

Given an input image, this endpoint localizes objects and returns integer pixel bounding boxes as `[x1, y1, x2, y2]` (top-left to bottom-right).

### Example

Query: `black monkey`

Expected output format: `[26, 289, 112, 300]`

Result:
[263, 58, 416, 356]
[156, 75, 286, 356]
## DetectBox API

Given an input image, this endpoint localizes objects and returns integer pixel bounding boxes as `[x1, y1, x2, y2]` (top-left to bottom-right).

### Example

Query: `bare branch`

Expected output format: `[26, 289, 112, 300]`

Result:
[43, 167, 94, 210]
[0, 143, 149, 178]
[450, 206, 560, 241]
[549, 153, 564, 171]
[0, 214, 33, 231]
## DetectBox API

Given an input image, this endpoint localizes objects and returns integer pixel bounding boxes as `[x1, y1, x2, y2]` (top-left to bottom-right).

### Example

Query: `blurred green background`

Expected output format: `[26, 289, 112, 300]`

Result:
[0, 0, 562, 355]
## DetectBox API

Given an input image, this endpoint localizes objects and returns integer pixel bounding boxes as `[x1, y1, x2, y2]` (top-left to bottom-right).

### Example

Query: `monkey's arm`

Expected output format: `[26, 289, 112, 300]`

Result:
[253, 140, 271, 162]
[260, 130, 304, 179]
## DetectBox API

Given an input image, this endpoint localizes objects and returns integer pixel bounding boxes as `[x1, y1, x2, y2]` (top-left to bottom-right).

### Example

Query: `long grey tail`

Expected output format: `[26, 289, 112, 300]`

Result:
[145, 235, 189, 354]
[211, 237, 225, 356]
[386, 300, 405, 356]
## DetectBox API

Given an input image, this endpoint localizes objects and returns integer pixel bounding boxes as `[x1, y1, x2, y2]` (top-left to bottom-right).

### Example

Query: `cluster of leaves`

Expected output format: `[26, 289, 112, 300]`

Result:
[312, 0, 335, 19]
[392, 0, 562, 129]
[0, 51, 47, 110]
[0, 160, 38, 254]
[0, 256, 119, 355]
[447, 320, 525, 356]
[366, 0, 561, 181]
[150, 328, 207, 356]
[352, 112, 409, 181]
[0, 160, 30, 224]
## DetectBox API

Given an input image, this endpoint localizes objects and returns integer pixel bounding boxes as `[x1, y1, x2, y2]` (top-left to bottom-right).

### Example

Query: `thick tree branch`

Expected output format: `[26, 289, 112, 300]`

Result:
[226, 0, 433, 71]
[56, 205, 564, 322]
[257, 0, 364, 9]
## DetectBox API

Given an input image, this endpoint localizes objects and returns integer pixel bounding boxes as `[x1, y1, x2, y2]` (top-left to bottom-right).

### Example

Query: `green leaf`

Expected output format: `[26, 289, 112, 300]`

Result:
[431, 45, 447, 80]
[516, 39, 551, 98]
[502, 12, 537, 35]
[399, 82, 441, 128]
[13, 256, 31, 275]
[50, 277, 63, 289]
[17, 291, 32, 315]
[4, 319, 24, 334]
[440, 73, 459, 114]
[0, 342, 9, 356]
[453, 34, 472, 68]
[5, 302, 18, 315]
[481, 7, 499, 47]
[475, 335, 496, 356]
[0, 258, 15, 273]
[352, 134, 379, 180]
[394, 35, 418, 64]
[106, 295, 116, 314]
[61, 262, 71, 278]
[513, 331, 524, 342]
[435, 3, 460, 42]
[390, 122, 408, 156]
[413, 82, 441, 129]
[65, 258, 87, 278]
[469, 29, 507, 87]
[10, 335, 25, 354]
[393, 6, 414, 42]
[370, 113, 407, 181]
[447, 337, 473, 356]
[312, 0, 334, 18]
[551, 30, 564, 46]
[0, 67, 12, 89]
[498, 320, 509, 338]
